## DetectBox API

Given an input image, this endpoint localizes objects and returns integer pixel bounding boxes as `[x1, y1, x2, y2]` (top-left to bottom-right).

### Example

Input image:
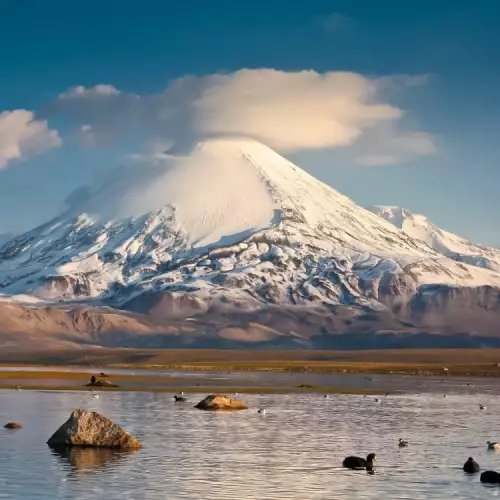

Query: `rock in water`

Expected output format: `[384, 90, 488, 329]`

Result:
[4, 422, 22, 429]
[46, 409, 142, 449]
[195, 394, 248, 411]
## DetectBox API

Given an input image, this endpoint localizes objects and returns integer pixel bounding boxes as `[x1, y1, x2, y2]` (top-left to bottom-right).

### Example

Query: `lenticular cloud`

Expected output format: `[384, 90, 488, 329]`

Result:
[51, 69, 435, 163]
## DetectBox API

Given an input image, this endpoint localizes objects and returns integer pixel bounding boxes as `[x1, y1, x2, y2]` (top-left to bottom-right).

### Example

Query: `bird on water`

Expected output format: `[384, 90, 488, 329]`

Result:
[343, 453, 376, 471]
[480, 471, 500, 483]
[398, 438, 409, 447]
[487, 441, 500, 451]
[463, 457, 480, 473]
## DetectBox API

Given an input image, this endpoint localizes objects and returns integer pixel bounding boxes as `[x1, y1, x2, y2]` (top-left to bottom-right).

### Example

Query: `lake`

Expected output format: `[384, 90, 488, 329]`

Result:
[1, 377, 500, 499]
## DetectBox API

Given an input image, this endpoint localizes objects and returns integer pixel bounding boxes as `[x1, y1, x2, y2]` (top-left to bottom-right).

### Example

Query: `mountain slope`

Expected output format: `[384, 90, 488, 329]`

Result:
[0, 233, 15, 246]
[1, 138, 500, 347]
[370, 205, 500, 272]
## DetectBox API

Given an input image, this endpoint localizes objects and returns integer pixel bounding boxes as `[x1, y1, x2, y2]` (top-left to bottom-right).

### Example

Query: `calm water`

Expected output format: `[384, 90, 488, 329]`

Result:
[3, 366, 500, 395]
[2, 385, 500, 499]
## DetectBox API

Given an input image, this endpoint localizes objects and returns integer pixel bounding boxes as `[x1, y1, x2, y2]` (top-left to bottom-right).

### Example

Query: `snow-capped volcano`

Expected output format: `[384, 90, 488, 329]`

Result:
[1, 138, 500, 348]
[370, 205, 500, 272]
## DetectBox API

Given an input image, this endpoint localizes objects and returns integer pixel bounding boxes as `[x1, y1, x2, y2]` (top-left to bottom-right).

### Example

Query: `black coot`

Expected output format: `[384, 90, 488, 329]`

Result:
[463, 457, 480, 473]
[343, 453, 376, 471]
[480, 471, 500, 483]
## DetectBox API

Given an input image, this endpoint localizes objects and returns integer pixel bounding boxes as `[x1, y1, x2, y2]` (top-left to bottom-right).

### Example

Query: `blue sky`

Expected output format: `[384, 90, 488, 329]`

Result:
[0, 0, 499, 245]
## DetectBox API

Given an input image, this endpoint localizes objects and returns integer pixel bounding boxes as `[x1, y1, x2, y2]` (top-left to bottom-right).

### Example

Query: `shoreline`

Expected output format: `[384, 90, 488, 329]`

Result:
[2, 363, 500, 378]
[0, 383, 384, 395]
[2, 349, 500, 388]
[0, 368, 385, 394]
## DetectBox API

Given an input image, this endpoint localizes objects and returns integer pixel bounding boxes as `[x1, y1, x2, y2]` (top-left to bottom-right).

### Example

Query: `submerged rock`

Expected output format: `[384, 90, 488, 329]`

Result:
[46, 409, 142, 449]
[195, 394, 248, 411]
[4, 422, 22, 429]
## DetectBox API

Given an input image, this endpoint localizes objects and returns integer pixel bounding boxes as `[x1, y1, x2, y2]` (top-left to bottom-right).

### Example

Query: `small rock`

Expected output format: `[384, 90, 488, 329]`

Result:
[4, 422, 22, 429]
[195, 394, 248, 411]
[46, 409, 142, 449]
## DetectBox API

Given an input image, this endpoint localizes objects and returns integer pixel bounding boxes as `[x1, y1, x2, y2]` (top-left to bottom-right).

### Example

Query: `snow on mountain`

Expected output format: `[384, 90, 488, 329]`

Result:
[370, 205, 500, 273]
[1, 137, 500, 321]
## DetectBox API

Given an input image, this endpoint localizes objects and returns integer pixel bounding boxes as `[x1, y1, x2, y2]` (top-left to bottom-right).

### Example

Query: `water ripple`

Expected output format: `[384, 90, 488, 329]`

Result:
[1, 388, 500, 498]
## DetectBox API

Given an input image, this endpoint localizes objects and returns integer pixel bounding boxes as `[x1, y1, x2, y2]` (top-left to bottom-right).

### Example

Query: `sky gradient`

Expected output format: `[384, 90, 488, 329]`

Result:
[0, 0, 499, 245]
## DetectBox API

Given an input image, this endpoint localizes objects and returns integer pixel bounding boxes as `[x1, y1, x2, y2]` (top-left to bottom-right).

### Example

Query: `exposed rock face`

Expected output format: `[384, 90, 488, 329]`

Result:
[46, 409, 142, 449]
[195, 394, 248, 411]
[409, 285, 500, 336]
[123, 291, 208, 320]
[4, 422, 22, 429]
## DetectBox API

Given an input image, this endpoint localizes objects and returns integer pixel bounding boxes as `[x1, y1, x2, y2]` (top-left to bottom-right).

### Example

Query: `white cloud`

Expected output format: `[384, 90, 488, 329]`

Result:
[59, 84, 121, 99]
[0, 110, 62, 169]
[354, 124, 437, 166]
[49, 69, 435, 163]
[191, 70, 402, 150]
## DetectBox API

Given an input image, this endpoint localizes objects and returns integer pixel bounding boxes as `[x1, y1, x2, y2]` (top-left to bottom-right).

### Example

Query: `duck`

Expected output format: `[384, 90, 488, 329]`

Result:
[257, 408, 266, 414]
[342, 453, 376, 471]
[479, 404, 486, 410]
[398, 438, 409, 448]
[463, 457, 480, 473]
[374, 398, 381, 403]
[174, 395, 187, 402]
[487, 441, 500, 451]
[92, 392, 100, 399]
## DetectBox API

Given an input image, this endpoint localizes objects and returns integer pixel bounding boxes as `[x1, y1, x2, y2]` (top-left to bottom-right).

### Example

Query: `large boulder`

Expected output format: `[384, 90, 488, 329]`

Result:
[46, 409, 142, 449]
[195, 394, 248, 411]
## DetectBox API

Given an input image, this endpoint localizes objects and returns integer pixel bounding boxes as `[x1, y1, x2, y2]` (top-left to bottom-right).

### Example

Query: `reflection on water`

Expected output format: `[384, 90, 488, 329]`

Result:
[50, 447, 138, 477]
[1, 386, 500, 499]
